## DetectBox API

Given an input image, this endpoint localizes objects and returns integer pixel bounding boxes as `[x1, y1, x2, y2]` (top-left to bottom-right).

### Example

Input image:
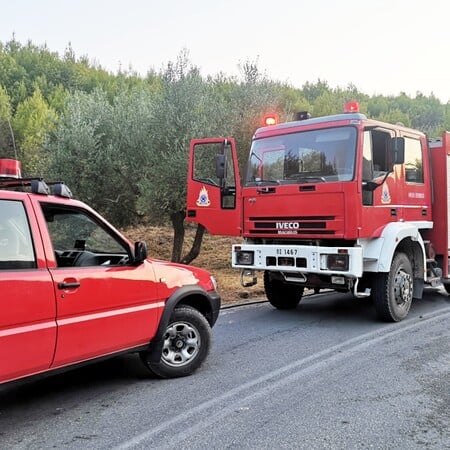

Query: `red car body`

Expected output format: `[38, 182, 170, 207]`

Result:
[0, 171, 220, 384]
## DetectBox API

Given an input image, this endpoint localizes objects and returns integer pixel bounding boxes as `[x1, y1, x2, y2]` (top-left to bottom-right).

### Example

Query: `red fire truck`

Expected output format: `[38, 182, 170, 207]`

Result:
[186, 102, 450, 322]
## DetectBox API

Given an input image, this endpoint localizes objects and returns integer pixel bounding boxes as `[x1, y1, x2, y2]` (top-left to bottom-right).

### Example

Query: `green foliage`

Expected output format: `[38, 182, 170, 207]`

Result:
[1, 38, 450, 259]
[0, 85, 14, 156]
[12, 87, 57, 173]
[137, 52, 218, 220]
[44, 88, 153, 226]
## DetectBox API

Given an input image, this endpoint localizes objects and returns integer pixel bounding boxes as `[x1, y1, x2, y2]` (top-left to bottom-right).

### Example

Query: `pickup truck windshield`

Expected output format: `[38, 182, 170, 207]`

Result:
[245, 126, 357, 186]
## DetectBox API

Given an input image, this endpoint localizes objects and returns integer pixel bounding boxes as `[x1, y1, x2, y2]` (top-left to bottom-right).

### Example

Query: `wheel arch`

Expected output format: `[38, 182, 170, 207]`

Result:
[144, 285, 219, 363]
[361, 222, 425, 299]
[362, 222, 426, 271]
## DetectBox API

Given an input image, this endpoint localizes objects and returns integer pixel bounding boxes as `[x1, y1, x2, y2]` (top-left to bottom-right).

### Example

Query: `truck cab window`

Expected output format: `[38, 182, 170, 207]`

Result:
[0, 200, 36, 269]
[193, 142, 237, 209]
[193, 143, 222, 187]
[404, 137, 424, 183]
[371, 129, 391, 176]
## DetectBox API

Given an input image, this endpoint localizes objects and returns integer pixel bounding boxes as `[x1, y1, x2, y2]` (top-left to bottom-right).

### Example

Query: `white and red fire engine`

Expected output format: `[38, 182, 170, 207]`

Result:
[186, 102, 450, 322]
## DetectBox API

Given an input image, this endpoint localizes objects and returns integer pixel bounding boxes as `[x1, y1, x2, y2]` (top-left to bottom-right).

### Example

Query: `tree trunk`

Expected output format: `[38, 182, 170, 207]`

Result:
[181, 224, 205, 265]
[170, 210, 185, 263]
[170, 211, 206, 265]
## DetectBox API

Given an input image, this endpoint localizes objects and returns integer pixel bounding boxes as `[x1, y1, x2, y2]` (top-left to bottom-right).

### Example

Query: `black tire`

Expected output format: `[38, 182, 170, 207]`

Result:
[372, 252, 413, 322]
[443, 283, 450, 295]
[264, 271, 304, 310]
[140, 306, 212, 378]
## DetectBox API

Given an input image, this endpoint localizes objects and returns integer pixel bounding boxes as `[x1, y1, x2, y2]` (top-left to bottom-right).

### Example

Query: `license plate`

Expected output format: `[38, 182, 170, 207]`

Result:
[275, 248, 298, 256]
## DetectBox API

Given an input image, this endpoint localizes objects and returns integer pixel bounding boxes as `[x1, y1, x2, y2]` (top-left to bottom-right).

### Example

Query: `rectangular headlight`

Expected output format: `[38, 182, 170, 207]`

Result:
[235, 250, 254, 265]
[320, 254, 349, 271]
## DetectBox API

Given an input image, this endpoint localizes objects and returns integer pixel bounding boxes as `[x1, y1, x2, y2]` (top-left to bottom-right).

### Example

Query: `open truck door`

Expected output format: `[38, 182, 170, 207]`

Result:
[186, 138, 242, 236]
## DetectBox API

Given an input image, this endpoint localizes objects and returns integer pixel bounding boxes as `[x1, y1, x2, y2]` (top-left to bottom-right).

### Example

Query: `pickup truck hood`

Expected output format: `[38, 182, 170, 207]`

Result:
[149, 258, 215, 291]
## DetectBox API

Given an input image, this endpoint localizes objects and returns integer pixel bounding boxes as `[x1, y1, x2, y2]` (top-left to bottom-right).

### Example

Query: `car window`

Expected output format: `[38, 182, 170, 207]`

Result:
[0, 199, 36, 269]
[41, 203, 130, 267]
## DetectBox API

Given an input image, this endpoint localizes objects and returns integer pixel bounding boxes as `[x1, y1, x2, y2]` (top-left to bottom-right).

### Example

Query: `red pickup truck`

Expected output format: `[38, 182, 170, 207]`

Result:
[0, 159, 220, 384]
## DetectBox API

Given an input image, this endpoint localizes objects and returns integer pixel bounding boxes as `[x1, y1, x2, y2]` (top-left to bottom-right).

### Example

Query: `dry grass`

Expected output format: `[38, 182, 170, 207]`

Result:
[123, 224, 265, 304]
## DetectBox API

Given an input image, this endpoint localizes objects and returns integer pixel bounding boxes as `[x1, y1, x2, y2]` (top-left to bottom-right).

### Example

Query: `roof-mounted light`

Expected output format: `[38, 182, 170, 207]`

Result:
[296, 111, 311, 121]
[344, 101, 360, 113]
[263, 114, 278, 126]
[0, 159, 22, 179]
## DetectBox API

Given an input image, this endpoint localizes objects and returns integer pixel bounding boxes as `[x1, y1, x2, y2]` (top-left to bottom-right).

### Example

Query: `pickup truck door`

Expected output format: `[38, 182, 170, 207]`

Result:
[0, 195, 57, 383]
[33, 200, 163, 368]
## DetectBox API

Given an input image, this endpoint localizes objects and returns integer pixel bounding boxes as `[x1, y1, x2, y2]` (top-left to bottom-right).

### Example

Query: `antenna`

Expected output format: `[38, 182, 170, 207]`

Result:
[7, 118, 18, 160]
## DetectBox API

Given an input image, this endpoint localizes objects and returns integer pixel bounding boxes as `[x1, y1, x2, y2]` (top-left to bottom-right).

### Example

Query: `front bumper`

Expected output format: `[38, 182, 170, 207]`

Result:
[232, 244, 363, 278]
[207, 290, 221, 327]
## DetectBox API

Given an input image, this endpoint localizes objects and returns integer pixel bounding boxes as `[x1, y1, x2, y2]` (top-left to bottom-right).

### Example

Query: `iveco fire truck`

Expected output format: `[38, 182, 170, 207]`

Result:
[186, 102, 450, 322]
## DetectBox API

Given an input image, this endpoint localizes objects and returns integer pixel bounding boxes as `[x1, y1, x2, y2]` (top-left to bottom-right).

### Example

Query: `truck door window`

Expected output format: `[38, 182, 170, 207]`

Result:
[193, 143, 222, 186]
[193, 142, 236, 209]
[371, 129, 392, 176]
[361, 128, 394, 205]
[362, 131, 374, 206]
[404, 137, 424, 183]
[41, 204, 129, 267]
[0, 200, 36, 269]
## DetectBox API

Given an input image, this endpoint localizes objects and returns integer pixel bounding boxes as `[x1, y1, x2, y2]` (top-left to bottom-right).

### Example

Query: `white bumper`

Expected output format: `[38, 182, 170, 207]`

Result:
[232, 244, 363, 278]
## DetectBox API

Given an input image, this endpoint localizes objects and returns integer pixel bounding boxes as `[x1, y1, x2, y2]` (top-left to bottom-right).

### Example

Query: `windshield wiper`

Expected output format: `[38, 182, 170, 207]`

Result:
[254, 179, 280, 185]
[288, 174, 327, 183]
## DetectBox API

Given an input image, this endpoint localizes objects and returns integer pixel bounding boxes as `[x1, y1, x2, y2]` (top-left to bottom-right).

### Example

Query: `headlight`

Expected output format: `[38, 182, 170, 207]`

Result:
[320, 254, 349, 271]
[235, 250, 254, 265]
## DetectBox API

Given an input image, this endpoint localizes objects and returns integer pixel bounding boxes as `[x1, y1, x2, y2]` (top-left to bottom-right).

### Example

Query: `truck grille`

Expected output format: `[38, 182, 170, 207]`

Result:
[247, 216, 337, 236]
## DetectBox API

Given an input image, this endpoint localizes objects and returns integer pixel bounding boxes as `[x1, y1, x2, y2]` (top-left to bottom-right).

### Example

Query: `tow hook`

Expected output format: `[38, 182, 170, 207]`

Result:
[240, 269, 257, 287]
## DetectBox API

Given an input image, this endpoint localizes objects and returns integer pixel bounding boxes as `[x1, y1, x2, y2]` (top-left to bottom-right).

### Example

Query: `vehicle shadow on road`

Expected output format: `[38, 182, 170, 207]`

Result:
[269, 287, 449, 324]
[0, 353, 154, 409]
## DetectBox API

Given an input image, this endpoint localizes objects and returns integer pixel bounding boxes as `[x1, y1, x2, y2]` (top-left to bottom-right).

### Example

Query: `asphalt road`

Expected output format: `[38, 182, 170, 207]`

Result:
[1, 288, 449, 449]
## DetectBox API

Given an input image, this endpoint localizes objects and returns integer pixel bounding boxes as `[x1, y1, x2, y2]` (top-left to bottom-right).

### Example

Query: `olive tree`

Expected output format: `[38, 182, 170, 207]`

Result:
[13, 87, 58, 174]
[136, 52, 221, 262]
[45, 87, 156, 226]
[0, 86, 15, 157]
[136, 56, 292, 263]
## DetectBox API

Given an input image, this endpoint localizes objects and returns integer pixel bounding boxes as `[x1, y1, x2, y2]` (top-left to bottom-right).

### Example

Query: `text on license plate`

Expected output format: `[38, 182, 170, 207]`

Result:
[276, 248, 298, 256]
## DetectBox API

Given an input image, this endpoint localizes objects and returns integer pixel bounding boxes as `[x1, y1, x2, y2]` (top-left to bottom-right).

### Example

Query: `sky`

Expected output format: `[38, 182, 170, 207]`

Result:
[1, 0, 450, 103]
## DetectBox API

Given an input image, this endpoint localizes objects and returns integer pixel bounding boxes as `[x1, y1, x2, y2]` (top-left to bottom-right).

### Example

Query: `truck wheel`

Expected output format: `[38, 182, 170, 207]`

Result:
[372, 252, 413, 322]
[141, 306, 212, 378]
[264, 271, 304, 310]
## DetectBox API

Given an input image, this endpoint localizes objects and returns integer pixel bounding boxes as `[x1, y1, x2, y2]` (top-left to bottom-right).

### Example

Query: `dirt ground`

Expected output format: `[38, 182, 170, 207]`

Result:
[123, 224, 265, 304]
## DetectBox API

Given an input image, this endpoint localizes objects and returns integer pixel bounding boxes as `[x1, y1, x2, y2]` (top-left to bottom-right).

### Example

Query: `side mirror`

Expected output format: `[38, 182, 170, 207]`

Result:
[133, 241, 148, 264]
[391, 137, 405, 165]
[215, 153, 226, 179]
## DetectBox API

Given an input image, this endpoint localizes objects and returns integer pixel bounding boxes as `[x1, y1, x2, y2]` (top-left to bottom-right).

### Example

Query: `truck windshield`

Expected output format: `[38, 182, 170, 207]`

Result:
[245, 126, 357, 186]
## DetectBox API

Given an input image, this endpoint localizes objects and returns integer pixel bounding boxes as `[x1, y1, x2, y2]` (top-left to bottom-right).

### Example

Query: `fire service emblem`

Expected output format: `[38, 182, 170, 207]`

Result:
[196, 186, 211, 207]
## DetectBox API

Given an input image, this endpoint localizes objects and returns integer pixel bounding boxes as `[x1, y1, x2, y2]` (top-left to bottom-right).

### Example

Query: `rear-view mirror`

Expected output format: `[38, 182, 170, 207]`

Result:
[134, 241, 148, 264]
[215, 154, 226, 179]
[391, 137, 405, 165]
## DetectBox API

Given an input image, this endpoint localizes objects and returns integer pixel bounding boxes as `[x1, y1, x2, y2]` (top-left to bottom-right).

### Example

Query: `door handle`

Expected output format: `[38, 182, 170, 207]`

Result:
[256, 187, 276, 194]
[58, 281, 80, 290]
